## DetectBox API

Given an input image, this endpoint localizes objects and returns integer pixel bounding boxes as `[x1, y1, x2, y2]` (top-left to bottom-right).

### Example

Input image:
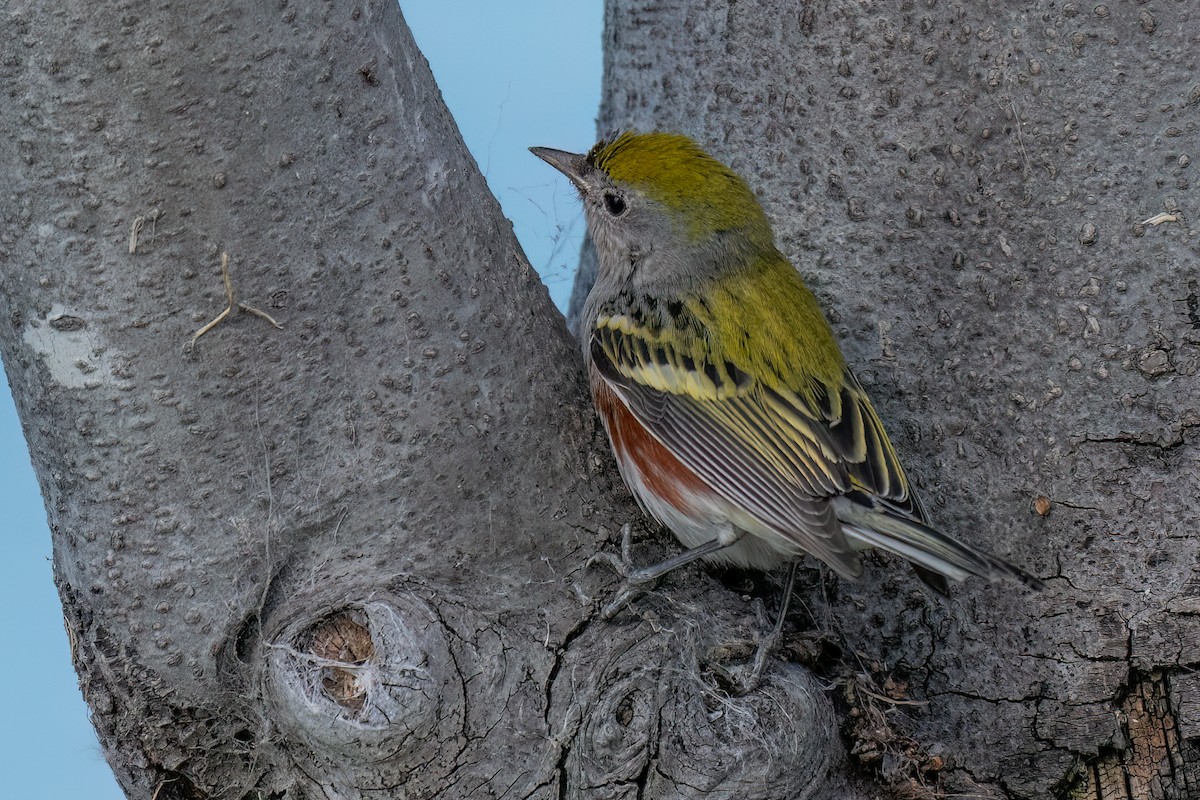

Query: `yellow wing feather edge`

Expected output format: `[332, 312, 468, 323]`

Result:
[594, 312, 910, 510]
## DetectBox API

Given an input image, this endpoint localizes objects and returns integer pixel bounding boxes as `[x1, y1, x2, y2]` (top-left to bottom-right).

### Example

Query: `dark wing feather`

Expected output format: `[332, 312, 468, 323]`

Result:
[591, 324, 867, 577]
[825, 370, 922, 518]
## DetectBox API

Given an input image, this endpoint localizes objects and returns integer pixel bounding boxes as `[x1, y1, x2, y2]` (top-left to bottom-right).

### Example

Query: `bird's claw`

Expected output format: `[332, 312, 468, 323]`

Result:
[599, 584, 639, 620]
[586, 551, 631, 579]
[706, 624, 783, 696]
[586, 523, 637, 572]
[587, 523, 652, 618]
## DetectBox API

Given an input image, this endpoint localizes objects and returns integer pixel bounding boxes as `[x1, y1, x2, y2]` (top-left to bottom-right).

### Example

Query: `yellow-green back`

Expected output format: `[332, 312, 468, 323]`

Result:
[688, 250, 847, 396]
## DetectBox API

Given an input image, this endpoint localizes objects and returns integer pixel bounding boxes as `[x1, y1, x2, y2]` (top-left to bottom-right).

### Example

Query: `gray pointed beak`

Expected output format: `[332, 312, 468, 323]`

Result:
[529, 146, 590, 192]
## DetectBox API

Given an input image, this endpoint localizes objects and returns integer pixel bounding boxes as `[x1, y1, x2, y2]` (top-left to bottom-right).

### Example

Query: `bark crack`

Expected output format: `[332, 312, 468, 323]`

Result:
[546, 607, 595, 800]
[1081, 421, 1199, 453]
[1065, 669, 1196, 799]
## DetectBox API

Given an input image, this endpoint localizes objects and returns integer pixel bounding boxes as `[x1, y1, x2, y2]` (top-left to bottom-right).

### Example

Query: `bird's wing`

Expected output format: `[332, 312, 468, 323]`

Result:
[804, 367, 922, 519]
[590, 314, 906, 578]
[590, 295, 1042, 589]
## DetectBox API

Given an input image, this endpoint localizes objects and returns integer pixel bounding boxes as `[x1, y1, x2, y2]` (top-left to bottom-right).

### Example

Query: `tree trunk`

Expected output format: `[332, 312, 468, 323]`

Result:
[7, 0, 1199, 797]
[581, 0, 1200, 797]
[2, 2, 862, 798]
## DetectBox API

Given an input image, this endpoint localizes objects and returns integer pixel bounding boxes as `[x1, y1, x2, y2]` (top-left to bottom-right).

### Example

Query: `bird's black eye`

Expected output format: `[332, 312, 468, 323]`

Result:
[603, 191, 627, 216]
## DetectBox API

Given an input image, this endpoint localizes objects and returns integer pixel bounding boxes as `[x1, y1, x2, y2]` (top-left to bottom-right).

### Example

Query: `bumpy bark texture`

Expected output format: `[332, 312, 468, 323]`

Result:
[577, 0, 1199, 797]
[1, 2, 864, 799]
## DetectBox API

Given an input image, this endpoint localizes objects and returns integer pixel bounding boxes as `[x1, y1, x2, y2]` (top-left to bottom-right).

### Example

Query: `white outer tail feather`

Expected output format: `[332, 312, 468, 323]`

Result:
[832, 496, 1039, 587]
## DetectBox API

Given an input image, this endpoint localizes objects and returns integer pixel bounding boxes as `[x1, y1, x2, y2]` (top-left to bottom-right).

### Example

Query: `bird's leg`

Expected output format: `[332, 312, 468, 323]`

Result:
[742, 560, 799, 693]
[588, 524, 740, 619]
[710, 560, 799, 695]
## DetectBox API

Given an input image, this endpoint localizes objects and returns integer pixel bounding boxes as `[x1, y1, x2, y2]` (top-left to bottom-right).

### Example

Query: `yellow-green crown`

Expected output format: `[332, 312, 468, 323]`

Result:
[587, 131, 772, 241]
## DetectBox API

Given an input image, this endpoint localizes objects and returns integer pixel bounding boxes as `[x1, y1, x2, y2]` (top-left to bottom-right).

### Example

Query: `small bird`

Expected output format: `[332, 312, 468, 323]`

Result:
[531, 132, 1040, 643]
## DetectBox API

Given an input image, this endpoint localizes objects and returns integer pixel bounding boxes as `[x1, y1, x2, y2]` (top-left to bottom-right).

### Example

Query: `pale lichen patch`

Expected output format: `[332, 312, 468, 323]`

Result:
[22, 304, 109, 389]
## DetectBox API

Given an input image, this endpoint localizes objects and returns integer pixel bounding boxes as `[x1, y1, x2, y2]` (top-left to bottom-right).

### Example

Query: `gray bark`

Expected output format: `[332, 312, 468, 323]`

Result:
[2, 2, 860, 799]
[581, 0, 1200, 797]
[6, 0, 1198, 797]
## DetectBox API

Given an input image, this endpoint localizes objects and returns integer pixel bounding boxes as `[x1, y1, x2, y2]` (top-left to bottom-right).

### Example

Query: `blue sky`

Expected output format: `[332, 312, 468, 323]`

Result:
[0, 3, 601, 795]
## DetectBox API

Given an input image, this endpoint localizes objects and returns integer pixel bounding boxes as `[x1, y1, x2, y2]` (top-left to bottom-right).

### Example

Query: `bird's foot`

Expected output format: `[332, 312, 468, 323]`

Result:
[706, 601, 783, 696]
[587, 523, 660, 619]
[707, 563, 800, 695]
[586, 523, 638, 579]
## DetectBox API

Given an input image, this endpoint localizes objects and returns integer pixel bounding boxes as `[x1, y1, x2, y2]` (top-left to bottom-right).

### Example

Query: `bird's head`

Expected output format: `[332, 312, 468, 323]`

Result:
[531, 132, 773, 287]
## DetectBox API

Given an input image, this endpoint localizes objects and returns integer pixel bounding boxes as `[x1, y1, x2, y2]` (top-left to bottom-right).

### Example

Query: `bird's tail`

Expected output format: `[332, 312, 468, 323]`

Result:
[831, 496, 1042, 590]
